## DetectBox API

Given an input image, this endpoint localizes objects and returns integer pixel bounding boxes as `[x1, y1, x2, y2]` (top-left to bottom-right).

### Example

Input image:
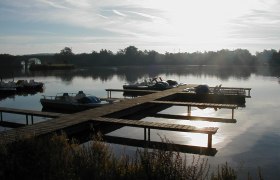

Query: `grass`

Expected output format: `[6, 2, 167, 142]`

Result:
[0, 133, 262, 180]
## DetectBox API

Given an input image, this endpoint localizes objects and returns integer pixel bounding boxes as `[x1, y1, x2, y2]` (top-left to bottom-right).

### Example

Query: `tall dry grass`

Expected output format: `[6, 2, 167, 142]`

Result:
[0, 133, 261, 180]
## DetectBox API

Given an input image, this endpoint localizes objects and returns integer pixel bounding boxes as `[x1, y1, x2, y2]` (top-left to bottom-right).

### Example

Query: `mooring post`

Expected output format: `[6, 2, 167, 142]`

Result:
[148, 128, 151, 142]
[144, 128, 147, 141]
[31, 115, 34, 125]
[208, 134, 212, 148]
[187, 106, 191, 116]
[232, 109, 234, 119]
[26, 114, 28, 125]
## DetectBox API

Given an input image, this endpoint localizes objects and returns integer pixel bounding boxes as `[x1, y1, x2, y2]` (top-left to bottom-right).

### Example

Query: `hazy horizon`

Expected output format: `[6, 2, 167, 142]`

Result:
[1, 0, 280, 55]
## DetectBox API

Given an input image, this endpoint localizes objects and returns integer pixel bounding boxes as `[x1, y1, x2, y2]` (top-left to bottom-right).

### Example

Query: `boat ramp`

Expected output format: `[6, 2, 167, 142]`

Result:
[0, 84, 250, 156]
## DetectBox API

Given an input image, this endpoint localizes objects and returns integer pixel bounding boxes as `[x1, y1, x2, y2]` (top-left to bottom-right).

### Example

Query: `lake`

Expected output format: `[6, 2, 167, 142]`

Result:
[0, 65, 280, 179]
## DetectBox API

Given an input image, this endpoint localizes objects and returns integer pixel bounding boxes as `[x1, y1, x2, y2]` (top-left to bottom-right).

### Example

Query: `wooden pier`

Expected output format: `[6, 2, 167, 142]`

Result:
[106, 86, 251, 98]
[0, 107, 64, 127]
[0, 84, 249, 153]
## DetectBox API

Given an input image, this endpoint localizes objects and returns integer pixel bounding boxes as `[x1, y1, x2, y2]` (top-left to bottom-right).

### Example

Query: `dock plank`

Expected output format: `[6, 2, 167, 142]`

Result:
[150, 100, 237, 109]
[0, 107, 65, 118]
[91, 117, 218, 134]
[150, 113, 236, 123]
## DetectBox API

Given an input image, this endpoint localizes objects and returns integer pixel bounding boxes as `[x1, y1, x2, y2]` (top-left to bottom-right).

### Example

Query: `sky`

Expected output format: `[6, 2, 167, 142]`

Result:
[0, 0, 279, 55]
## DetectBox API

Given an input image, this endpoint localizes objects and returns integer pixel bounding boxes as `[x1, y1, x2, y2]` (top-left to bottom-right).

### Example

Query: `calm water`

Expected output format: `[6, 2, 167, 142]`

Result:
[0, 65, 280, 179]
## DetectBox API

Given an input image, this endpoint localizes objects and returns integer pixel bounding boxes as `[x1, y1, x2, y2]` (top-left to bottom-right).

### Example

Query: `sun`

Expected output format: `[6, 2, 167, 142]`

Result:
[134, 0, 267, 52]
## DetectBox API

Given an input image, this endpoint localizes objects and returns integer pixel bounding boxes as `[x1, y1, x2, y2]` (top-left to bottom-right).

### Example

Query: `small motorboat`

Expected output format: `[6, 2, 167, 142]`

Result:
[0, 79, 44, 93]
[40, 91, 112, 112]
[15, 79, 44, 91]
[0, 86, 17, 94]
[123, 77, 178, 90]
[0, 81, 17, 94]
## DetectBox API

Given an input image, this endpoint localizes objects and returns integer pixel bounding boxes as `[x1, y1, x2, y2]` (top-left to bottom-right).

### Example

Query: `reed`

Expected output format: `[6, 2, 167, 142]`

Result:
[0, 133, 262, 180]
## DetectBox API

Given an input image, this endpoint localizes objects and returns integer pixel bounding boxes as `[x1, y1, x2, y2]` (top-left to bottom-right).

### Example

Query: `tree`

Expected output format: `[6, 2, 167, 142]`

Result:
[55, 47, 74, 64]
[60, 47, 74, 56]
[124, 46, 139, 56]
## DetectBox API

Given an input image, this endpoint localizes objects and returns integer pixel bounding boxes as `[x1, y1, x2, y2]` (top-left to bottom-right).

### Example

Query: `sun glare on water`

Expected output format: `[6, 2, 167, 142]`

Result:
[145, 106, 225, 147]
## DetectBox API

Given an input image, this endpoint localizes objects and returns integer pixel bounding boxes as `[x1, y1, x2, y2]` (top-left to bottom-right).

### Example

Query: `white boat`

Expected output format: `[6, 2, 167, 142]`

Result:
[123, 77, 178, 90]
[0, 79, 44, 93]
[40, 91, 112, 112]
[0, 81, 17, 94]
[0, 86, 17, 94]
[15, 79, 44, 91]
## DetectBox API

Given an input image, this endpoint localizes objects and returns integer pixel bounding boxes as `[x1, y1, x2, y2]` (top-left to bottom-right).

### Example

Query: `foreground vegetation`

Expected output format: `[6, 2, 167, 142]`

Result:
[0, 134, 264, 180]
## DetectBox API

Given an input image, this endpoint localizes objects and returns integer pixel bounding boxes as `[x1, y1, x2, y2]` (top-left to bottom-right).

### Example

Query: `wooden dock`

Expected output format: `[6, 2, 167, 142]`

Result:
[106, 89, 158, 98]
[0, 107, 64, 126]
[106, 86, 251, 98]
[90, 117, 218, 148]
[0, 84, 248, 151]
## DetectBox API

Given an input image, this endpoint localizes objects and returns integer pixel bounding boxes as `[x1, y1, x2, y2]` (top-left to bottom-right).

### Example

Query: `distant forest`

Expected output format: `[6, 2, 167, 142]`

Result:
[1, 46, 280, 68]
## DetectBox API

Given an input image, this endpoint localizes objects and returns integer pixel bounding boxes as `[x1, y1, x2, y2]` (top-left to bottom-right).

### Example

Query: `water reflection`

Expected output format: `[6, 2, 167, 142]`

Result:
[0, 65, 280, 178]
[102, 135, 218, 156]
[1, 66, 280, 84]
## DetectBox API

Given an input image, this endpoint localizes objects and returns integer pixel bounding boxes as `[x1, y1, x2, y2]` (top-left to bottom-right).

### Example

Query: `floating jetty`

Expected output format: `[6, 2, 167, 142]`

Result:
[106, 85, 251, 106]
[0, 84, 251, 156]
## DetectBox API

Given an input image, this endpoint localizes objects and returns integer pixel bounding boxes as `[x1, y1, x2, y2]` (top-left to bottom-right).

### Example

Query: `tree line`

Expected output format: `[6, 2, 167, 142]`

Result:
[1, 46, 280, 68]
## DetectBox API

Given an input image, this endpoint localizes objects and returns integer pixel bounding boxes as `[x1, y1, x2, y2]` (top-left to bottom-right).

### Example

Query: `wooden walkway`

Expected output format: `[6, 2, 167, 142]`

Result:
[150, 100, 237, 109]
[106, 86, 252, 98]
[150, 100, 237, 119]
[90, 117, 218, 148]
[150, 114, 236, 123]
[0, 107, 64, 126]
[106, 88, 158, 98]
[0, 84, 246, 150]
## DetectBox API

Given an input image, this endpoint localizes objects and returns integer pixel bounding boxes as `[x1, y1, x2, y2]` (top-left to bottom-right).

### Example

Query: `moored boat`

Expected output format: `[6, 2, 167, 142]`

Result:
[123, 77, 179, 90]
[15, 79, 44, 91]
[0, 79, 44, 93]
[40, 91, 113, 112]
[0, 86, 17, 94]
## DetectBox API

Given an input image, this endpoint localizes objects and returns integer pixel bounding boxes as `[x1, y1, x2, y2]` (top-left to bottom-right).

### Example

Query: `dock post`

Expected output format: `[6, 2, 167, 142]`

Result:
[187, 106, 191, 116]
[148, 128, 150, 142]
[232, 109, 234, 119]
[144, 128, 147, 141]
[31, 115, 34, 125]
[26, 115, 28, 125]
[207, 134, 212, 148]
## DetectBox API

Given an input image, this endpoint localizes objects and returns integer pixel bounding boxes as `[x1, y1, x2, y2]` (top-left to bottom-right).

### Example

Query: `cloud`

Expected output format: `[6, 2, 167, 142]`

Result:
[1, 0, 280, 54]
[40, 0, 68, 9]
[113, 10, 127, 17]
[229, 1, 280, 37]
